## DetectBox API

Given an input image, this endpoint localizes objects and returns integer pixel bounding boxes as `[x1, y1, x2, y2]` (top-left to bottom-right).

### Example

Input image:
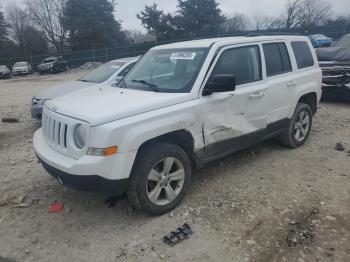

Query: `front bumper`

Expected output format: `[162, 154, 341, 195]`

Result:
[33, 129, 137, 194]
[13, 70, 28, 75]
[37, 155, 128, 195]
[322, 83, 350, 101]
[321, 74, 350, 100]
[0, 72, 10, 78]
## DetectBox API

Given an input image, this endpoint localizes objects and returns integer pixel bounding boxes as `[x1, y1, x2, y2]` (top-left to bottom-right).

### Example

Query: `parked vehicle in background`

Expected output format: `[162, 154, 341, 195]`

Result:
[31, 56, 139, 120]
[33, 36, 322, 215]
[316, 33, 350, 100]
[308, 34, 333, 48]
[0, 65, 12, 79]
[37, 57, 68, 75]
[12, 61, 33, 75]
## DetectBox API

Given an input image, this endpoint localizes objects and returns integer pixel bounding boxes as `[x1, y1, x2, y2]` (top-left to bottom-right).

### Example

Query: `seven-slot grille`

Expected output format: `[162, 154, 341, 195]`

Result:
[42, 114, 68, 149]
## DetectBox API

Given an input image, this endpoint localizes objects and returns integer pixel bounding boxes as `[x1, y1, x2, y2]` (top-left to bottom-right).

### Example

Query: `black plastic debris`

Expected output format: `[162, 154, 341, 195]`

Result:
[164, 223, 193, 246]
[335, 143, 345, 151]
[1, 117, 19, 123]
[104, 196, 123, 208]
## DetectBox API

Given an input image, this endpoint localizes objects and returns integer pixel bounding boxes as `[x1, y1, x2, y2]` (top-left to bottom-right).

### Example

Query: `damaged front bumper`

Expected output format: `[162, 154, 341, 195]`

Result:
[319, 61, 350, 100]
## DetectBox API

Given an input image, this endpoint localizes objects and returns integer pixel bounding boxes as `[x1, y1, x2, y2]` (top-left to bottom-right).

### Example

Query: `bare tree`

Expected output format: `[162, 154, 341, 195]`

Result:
[223, 12, 250, 33]
[5, 3, 29, 49]
[252, 13, 273, 31]
[269, 16, 287, 30]
[285, 0, 303, 28]
[298, 0, 332, 27]
[25, 0, 67, 52]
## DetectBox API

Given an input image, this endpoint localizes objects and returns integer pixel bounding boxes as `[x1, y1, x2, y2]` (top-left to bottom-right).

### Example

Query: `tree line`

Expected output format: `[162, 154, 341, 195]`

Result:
[0, 0, 349, 61]
[0, 0, 127, 59]
[138, 0, 349, 40]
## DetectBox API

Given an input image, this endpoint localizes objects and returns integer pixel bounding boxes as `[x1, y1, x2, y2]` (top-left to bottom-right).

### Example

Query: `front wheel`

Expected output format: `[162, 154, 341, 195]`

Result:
[279, 103, 313, 148]
[127, 142, 192, 215]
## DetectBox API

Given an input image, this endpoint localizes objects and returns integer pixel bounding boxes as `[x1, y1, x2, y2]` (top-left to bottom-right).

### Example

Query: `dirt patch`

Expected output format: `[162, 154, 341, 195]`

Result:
[285, 209, 317, 248]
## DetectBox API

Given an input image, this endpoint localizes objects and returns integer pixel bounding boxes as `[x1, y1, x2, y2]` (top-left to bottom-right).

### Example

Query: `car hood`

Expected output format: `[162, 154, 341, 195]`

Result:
[316, 47, 350, 62]
[45, 85, 192, 126]
[38, 62, 54, 67]
[35, 81, 94, 100]
[13, 66, 28, 70]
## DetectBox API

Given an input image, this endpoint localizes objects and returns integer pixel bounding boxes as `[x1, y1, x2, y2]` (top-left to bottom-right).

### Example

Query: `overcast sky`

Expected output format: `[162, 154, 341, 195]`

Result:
[5, 0, 350, 31]
[116, 0, 349, 31]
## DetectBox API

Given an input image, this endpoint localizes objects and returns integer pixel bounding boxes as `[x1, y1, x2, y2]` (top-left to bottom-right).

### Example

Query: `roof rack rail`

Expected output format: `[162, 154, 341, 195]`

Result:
[246, 32, 301, 37]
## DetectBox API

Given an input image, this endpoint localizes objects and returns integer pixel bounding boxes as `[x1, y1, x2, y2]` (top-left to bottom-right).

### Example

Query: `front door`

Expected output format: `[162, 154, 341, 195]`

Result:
[200, 44, 269, 160]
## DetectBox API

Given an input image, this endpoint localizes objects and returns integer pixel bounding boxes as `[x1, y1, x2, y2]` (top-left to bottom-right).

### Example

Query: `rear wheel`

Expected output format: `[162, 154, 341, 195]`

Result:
[279, 103, 313, 148]
[127, 142, 192, 215]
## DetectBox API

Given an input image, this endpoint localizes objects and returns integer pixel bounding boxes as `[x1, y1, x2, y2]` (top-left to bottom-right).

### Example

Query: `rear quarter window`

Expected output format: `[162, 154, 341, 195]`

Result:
[291, 41, 314, 69]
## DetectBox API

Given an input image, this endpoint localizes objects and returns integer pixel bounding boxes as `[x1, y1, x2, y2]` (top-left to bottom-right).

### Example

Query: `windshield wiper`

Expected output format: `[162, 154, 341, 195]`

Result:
[79, 79, 90, 82]
[132, 79, 159, 92]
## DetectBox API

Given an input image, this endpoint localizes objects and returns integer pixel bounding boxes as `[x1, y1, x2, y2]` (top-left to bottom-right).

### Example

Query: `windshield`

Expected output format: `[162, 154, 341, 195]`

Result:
[43, 58, 55, 63]
[335, 34, 350, 48]
[79, 61, 127, 83]
[14, 62, 27, 67]
[123, 48, 208, 93]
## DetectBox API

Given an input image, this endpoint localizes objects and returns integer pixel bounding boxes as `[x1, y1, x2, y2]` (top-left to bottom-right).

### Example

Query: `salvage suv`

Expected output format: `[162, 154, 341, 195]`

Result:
[316, 33, 350, 100]
[37, 57, 68, 74]
[34, 36, 322, 214]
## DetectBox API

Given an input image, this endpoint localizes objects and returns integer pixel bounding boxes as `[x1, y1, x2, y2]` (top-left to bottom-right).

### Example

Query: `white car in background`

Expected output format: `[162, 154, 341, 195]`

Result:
[12, 61, 33, 75]
[31, 56, 140, 119]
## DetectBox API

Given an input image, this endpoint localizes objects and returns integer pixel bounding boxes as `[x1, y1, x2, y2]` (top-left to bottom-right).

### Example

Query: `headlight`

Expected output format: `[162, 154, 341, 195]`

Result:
[87, 146, 118, 156]
[73, 124, 87, 149]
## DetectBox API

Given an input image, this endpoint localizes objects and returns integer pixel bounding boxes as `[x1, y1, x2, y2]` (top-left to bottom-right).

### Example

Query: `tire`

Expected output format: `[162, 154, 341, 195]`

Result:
[127, 142, 192, 215]
[279, 103, 313, 148]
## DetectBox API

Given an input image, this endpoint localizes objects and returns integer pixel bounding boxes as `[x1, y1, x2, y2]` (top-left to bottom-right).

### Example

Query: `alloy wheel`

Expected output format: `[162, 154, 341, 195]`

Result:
[293, 110, 310, 142]
[146, 157, 185, 206]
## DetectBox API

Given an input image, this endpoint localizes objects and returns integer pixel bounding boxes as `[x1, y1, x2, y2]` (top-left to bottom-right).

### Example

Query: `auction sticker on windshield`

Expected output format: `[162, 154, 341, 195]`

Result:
[170, 52, 197, 60]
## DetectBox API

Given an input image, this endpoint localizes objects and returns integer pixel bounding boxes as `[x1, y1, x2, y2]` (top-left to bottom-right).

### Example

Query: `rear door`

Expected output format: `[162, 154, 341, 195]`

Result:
[200, 44, 270, 159]
[261, 42, 296, 124]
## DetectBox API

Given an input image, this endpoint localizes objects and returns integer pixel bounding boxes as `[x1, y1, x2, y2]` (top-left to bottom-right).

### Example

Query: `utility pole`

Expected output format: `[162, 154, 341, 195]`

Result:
[104, 27, 107, 62]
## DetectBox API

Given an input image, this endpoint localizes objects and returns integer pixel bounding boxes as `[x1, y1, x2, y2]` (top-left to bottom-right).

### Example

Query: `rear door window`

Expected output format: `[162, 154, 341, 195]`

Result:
[291, 41, 314, 69]
[263, 43, 292, 76]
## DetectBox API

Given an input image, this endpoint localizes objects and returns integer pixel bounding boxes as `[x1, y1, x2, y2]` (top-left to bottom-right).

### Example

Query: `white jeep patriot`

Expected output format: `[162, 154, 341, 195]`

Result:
[34, 36, 322, 214]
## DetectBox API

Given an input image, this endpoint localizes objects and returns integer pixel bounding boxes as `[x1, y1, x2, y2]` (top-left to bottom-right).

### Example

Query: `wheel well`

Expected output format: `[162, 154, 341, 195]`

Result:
[138, 130, 196, 167]
[298, 92, 317, 114]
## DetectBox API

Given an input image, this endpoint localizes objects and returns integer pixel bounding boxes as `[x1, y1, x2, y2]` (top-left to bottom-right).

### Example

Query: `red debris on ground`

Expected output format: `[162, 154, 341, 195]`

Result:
[48, 201, 64, 213]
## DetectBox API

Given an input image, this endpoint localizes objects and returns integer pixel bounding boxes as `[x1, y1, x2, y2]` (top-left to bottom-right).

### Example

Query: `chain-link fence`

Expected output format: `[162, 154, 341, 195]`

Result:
[1, 24, 349, 70]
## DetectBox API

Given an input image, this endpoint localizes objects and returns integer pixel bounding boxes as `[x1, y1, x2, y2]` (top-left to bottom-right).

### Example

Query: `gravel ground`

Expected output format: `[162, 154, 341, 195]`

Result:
[0, 71, 349, 262]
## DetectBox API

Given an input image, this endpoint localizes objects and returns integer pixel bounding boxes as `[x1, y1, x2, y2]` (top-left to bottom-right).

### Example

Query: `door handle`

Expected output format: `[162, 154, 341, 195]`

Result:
[249, 92, 264, 99]
[287, 81, 297, 87]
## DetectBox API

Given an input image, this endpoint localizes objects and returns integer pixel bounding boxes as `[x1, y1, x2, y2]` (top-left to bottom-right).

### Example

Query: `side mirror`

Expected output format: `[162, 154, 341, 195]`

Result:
[203, 74, 236, 96]
[111, 77, 123, 87]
